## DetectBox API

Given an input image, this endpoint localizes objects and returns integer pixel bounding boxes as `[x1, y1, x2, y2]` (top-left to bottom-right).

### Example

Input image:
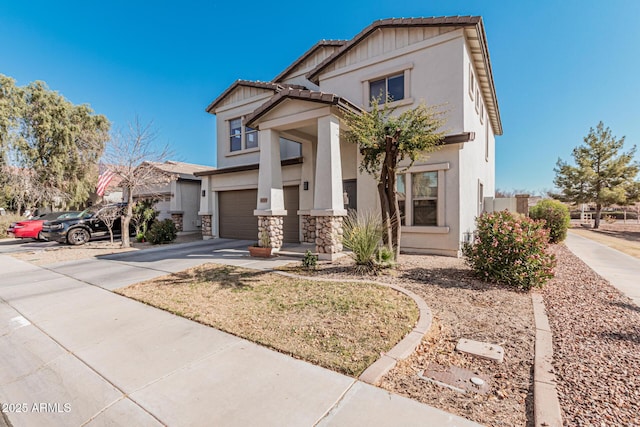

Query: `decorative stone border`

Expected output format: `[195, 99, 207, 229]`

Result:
[272, 271, 432, 385]
[531, 292, 563, 427]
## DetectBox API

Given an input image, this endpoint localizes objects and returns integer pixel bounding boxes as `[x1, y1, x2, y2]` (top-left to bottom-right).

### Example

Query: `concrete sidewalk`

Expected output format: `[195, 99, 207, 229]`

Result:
[0, 252, 480, 426]
[565, 231, 640, 307]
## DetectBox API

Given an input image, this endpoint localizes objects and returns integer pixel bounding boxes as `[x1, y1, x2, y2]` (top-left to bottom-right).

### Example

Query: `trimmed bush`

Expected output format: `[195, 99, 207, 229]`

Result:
[146, 219, 177, 245]
[301, 250, 318, 270]
[529, 199, 570, 243]
[463, 210, 556, 290]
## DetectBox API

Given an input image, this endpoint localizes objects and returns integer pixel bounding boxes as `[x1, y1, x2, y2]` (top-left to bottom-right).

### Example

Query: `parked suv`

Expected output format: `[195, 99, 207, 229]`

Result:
[42, 203, 129, 245]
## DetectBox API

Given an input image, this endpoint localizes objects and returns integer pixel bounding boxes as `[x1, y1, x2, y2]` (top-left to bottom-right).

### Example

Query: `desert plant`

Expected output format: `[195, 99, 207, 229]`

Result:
[301, 250, 318, 270]
[529, 199, 571, 243]
[342, 210, 383, 272]
[259, 229, 270, 248]
[375, 245, 396, 269]
[463, 210, 556, 290]
[146, 219, 177, 244]
[131, 199, 158, 236]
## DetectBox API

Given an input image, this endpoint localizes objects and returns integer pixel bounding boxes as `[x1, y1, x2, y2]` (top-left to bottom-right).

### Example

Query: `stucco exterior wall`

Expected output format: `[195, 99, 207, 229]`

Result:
[318, 30, 466, 135]
[214, 93, 274, 169]
[458, 41, 496, 242]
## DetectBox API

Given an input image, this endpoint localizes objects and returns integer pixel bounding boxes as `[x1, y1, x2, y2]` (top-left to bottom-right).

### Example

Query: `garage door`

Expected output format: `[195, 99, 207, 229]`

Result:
[218, 186, 300, 243]
[218, 190, 258, 240]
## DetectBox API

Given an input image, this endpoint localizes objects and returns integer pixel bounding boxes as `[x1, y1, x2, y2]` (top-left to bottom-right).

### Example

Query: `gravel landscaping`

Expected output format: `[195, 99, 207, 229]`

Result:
[542, 244, 640, 426]
[286, 255, 536, 427]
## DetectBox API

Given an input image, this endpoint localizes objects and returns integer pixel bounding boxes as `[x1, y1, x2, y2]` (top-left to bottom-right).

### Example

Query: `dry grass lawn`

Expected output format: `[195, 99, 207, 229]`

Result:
[116, 263, 418, 376]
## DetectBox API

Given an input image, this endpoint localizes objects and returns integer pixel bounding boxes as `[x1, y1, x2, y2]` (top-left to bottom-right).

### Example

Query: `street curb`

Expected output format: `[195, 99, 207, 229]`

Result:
[531, 292, 563, 427]
[273, 271, 432, 385]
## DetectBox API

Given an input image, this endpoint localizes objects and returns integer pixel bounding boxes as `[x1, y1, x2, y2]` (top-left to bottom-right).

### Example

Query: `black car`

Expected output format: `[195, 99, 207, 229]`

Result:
[42, 203, 129, 245]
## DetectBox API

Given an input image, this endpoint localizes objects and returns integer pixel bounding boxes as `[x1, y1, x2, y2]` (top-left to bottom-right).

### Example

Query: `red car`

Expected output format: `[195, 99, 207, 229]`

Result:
[7, 211, 80, 240]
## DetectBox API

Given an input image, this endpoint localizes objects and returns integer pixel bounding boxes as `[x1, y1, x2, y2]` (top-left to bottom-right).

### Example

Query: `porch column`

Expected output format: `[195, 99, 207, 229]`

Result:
[168, 179, 184, 233]
[311, 114, 347, 260]
[254, 128, 286, 251]
[198, 176, 214, 240]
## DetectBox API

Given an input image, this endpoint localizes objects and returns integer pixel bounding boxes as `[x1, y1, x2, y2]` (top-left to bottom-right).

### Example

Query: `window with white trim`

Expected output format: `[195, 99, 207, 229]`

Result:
[229, 117, 258, 152]
[369, 73, 405, 105]
[396, 166, 446, 227]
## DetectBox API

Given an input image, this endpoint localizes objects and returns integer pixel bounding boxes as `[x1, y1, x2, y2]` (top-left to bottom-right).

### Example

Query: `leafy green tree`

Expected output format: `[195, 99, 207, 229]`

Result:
[553, 122, 639, 229]
[343, 101, 445, 258]
[0, 75, 110, 209]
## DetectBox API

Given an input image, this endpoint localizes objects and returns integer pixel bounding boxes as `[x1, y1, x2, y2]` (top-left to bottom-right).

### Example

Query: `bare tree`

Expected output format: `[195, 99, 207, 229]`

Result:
[95, 203, 123, 244]
[103, 117, 172, 248]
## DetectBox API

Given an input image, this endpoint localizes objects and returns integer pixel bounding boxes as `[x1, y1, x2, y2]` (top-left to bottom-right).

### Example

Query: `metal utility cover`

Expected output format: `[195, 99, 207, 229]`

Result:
[420, 363, 491, 394]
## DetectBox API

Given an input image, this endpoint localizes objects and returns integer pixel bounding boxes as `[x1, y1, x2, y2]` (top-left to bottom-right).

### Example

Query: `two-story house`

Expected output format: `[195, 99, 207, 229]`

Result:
[196, 16, 502, 259]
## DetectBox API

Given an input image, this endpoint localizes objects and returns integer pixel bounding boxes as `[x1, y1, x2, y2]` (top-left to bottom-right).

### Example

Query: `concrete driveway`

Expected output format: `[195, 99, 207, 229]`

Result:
[0, 240, 479, 426]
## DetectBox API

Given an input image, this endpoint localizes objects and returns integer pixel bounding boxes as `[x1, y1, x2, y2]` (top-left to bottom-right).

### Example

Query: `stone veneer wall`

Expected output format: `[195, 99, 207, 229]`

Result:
[300, 215, 316, 244]
[170, 213, 183, 232]
[201, 215, 212, 237]
[258, 216, 284, 249]
[315, 216, 343, 254]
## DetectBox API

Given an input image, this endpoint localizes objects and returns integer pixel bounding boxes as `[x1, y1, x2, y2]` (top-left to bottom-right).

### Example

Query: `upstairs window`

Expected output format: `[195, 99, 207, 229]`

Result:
[229, 117, 258, 152]
[229, 118, 242, 152]
[370, 73, 404, 105]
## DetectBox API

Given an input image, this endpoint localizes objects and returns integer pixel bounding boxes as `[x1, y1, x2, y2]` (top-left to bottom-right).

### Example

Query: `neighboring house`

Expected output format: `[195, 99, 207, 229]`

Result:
[196, 16, 502, 258]
[133, 161, 212, 233]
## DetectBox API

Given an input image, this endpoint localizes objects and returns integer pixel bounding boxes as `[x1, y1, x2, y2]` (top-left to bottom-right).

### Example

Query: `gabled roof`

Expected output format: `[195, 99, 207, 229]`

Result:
[306, 16, 502, 135]
[205, 80, 305, 113]
[272, 40, 347, 83]
[307, 17, 481, 82]
[244, 88, 363, 127]
[143, 161, 213, 180]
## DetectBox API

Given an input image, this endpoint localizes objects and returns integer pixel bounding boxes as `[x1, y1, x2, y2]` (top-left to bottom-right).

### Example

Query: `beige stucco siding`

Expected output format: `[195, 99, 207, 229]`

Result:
[318, 30, 466, 135]
[214, 94, 273, 169]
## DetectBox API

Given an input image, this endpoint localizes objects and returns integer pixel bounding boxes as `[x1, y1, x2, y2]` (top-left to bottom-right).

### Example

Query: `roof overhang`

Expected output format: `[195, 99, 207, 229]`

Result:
[205, 80, 305, 114]
[244, 88, 363, 128]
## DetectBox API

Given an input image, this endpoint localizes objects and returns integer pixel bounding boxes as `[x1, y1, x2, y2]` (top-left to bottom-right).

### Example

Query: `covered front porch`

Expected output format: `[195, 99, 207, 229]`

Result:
[199, 89, 362, 260]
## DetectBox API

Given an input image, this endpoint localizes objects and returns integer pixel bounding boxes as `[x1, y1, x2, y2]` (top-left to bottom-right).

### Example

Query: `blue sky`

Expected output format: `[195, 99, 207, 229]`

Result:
[1, 0, 639, 194]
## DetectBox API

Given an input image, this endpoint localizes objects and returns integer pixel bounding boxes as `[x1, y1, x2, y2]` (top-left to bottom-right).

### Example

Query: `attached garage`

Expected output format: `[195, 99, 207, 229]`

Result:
[218, 186, 299, 243]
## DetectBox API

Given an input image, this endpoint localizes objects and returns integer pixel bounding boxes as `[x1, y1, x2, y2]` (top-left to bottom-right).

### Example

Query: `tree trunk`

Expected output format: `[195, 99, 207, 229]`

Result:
[594, 203, 602, 229]
[121, 187, 134, 248]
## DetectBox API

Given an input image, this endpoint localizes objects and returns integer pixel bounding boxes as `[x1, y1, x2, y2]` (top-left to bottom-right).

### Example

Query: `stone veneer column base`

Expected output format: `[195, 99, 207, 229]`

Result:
[300, 215, 316, 244]
[315, 216, 344, 261]
[201, 215, 212, 239]
[258, 216, 284, 252]
[170, 213, 184, 232]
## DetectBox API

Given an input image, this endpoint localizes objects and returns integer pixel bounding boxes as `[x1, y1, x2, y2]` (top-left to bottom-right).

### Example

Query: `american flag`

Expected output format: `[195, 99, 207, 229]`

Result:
[96, 169, 115, 196]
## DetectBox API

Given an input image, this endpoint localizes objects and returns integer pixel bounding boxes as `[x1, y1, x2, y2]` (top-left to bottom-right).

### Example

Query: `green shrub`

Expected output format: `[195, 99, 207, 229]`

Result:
[342, 210, 382, 271]
[146, 219, 177, 245]
[463, 210, 556, 290]
[529, 199, 571, 243]
[375, 246, 396, 269]
[301, 250, 318, 270]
